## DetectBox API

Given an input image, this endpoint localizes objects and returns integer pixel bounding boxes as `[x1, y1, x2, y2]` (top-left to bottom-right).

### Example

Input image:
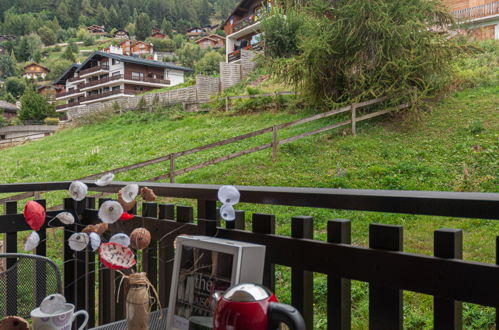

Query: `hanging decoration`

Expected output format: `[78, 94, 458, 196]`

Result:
[40, 294, 66, 314]
[118, 190, 136, 212]
[110, 233, 131, 247]
[130, 228, 151, 250]
[140, 187, 156, 202]
[68, 233, 89, 251]
[119, 212, 135, 221]
[98, 201, 123, 224]
[24, 200, 46, 231]
[99, 242, 136, 270]
[82, 223, 108, 235]
[24, 231, 40, 251]
[95, 173, 114, 186]
[120, 184, 139, 203]
[68, 181, 88, 201]
[55, 212, 75, 225]
[218, 186, 240, 221]
[89, 232, 101, 252]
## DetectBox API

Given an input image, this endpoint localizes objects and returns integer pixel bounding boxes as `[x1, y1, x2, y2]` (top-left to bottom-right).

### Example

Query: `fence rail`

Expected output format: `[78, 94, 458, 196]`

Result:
[1, 97, 408, 207]
[451, 1, 499, 20]
[0, 182, 498, 329]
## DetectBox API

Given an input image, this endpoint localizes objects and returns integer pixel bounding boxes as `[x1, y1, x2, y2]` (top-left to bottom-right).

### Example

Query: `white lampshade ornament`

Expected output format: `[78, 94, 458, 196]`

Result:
[121, 184, 139, 203]
[110, 233, 131, 247]
[89, 232, 101, 251]
[68, 233, 89, 251]
[24, 231, 40, 251]
[40, 294, 66, 314]
[55, 212, 75, 225]
[68, 181, 88, 201]
[98, 201, 123, 224]
[218, 185, 240, 205]
[220, 204, 236, 221]
[96, 173, 114, 186]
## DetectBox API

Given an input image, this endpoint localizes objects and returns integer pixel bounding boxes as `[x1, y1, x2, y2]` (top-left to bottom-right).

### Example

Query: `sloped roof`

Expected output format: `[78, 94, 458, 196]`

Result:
[77, 51, 193, 72]
[23, 62, 50, 72]
[0, 100, 19, 112]
[53, 64, 80, 85]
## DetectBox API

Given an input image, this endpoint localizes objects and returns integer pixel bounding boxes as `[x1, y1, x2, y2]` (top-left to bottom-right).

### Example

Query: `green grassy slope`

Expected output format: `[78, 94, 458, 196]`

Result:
[1, 85, 498, 328]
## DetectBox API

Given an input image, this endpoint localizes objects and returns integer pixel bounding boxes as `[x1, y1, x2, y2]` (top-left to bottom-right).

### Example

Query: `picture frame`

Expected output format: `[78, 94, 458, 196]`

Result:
[166, 235, 266, 330]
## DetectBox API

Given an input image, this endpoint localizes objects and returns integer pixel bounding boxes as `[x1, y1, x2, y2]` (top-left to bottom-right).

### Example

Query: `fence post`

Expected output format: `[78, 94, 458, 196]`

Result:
[225, 97, 229, 111]
[169, 155, 175, 183]
[351, 104, 356, 136]
[433, 229, 463, 329]
[272, 125, 278, 162]
[5, 201, 18, 316]
[252, 213, 276, 291]
[369, 223, 403, 330]
[291, 216, 314, 330]
[327, 219, 351, 330]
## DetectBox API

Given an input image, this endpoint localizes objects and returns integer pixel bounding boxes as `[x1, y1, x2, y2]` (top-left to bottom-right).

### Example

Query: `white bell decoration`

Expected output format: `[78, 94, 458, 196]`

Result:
[55, 212, 75, 225]
[98, 201, 123, 224]
[68, 233, 89, 251]
[220, 204, 236, 221]
[121, 184, 139, 203]
[96, 173, 114, 186]
[68, 181, 88, 201]
[24, 231, 40, 251]
[218, 185, 240, 205]
[89, 232, 101, 251]
[40, 294, 66, 314]
[110, 233, 131, 247]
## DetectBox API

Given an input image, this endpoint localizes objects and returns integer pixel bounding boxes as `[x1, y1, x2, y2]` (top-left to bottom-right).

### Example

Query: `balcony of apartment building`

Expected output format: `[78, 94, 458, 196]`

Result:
[55, 84, 85, 101]
[79, 88, 139, 105]
[78, 63, 110, 78]
[451, 1, 498, 21]
[78, 74, 170, 92]
[55, 100, 80, 111]
[227, 38, 264, 63]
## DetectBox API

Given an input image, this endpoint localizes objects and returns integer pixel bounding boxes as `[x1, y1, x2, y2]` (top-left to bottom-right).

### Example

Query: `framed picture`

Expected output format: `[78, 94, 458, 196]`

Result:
[166, 235, 266, 330]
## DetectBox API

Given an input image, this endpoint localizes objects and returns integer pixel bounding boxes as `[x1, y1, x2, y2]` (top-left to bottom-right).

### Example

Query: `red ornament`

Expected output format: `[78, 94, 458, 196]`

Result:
[98, 242, 136, 270]
[119, 212, 135, 221]
[23, 201, 46, 231]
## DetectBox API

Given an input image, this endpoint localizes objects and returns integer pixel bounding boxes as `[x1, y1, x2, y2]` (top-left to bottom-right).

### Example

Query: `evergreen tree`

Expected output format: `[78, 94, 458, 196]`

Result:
[56, 2, 72, 28]
[0, 54, 16, 79]
[19, 87, 55, 120]
[198, 0, 212, 26]
[5, 77, 26, 98]
[38, 26, 57, 45]
[161, 19, 173, 37]
[62, 46, 76, 62]
[15, 37, 31, 62]
[106, 5, 120, 30]
[135, 13, 152, 41]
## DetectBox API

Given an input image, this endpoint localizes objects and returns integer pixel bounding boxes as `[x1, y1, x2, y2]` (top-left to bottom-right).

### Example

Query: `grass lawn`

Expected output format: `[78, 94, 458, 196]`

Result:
[1, 85, 498, 328]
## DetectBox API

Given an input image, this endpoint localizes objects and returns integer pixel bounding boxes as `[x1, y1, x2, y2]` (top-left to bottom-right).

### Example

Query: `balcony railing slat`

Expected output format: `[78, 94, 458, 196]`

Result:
[368, 224, 404, 330]
[158, 204, 175, 308]
[5, 201, 18, 317]
[63, 198, 77, 308]
[433, 229, 463, 329]
[85, 197, 97, 328]
[142, 202, 159, 311]
[34, 199, 47, 307]
[327, 219, 352, 330]
[252, 213, 276, 292]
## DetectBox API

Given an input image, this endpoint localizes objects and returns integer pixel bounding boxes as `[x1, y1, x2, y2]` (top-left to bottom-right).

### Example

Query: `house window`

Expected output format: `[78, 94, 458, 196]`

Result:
[131, 72, 144, 80]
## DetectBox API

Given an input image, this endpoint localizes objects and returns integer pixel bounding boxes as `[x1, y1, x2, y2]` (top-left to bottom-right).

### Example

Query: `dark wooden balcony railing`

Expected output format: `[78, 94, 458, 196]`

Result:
[123, 74, 170, 85]
[232, 16, 258, 33]
[79, 89, 136, 103]
[0, 182, 498, 329]
[55, 101, 80, 110]
[79, 63, 110, 76]
[67, 76, 83, 83]
[55, 88, 83, 98]
[80, 74, 123, 89]
[452, 1, 499, 20]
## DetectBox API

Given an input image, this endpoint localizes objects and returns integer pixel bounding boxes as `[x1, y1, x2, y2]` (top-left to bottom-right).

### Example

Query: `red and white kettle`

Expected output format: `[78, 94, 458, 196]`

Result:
[213, 283, 305, 330]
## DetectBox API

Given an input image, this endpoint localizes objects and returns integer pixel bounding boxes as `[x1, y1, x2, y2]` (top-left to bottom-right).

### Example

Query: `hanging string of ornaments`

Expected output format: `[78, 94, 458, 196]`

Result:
[21, 176, 241, 329]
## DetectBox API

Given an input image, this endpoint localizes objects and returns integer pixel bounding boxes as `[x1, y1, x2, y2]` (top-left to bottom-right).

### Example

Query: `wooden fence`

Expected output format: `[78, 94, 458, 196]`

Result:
[1, 97, 407, 209]
[0, 182, 498, 329]
[219, 91, 297, 111]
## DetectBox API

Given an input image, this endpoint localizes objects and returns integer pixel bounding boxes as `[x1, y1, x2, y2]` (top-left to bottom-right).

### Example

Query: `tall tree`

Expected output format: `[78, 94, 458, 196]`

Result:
[160, 19, 172, 37]
[20, 87, 55, 120]
[0, 54, 16, 79]
[135, 13, 152, 41]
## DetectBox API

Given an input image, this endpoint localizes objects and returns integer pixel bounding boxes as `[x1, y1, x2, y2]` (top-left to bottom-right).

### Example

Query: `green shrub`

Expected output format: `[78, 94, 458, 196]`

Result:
[44, 117, 60, 125]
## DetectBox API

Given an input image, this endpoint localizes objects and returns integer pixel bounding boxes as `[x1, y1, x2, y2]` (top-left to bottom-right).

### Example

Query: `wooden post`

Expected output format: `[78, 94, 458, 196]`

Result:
[169, 155, 175, 183]
[369, 224, 403, 330]
[225, 97, 229, 111]
[272, 125, 278, 162]
[351, 105, 356, 136]
[328, 219, 351, 330]
[434, 229, 463, 329]
[275, 92, 280, 111]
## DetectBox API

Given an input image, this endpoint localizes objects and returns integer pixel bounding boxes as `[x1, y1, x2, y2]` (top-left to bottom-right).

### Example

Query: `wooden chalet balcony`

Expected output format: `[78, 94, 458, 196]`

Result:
[55, 88, 84, 98]
[228, 41, 264, 62]
[123, 74, 170, 85]
[232, 17, 258, 34]
[80, 74, 123, 89]
[56, 101, 80, 110]
[79, 63, 110, 76]
[0, 182, 498, 329]
[79, 89, 137, 103]
[451, 1, 499, 20]
[67, 76, 83, 82]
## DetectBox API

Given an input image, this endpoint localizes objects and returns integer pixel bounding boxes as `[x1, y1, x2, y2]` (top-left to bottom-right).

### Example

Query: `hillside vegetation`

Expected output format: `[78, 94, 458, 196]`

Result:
[1, 83, 498, 328]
